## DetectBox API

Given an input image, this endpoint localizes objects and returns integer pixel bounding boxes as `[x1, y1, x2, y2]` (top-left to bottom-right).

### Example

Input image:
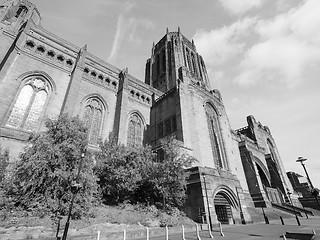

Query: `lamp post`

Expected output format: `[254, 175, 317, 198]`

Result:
[202, 173, 212, 231]
[61, 151, 86, 240]
[296, 156, 320, 210]
[235, 187, 246, 224]
[261, 206, 269, 224]
[287, 188, 301, 226]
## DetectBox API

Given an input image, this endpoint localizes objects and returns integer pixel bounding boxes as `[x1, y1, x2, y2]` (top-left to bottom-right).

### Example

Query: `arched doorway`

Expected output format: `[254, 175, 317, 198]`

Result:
[256, 163, 271, 188]
[214, 192, 234, 224]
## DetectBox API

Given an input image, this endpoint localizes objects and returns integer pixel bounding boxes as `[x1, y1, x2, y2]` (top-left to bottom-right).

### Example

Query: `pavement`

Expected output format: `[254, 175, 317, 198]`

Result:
[142, 216, 320, 240]
[13, 216, 320, 240]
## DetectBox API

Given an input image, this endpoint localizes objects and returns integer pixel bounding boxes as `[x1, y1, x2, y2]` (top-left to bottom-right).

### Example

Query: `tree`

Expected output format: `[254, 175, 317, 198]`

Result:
[95, 134, 196, 208]
[8, 114, 98, 219]
[95, 134, 155, 204]
[0, 146, 10, 212]
[0, 146, 9, 184]
[132, 136, 196, 208]
[150, 136, 196, 208]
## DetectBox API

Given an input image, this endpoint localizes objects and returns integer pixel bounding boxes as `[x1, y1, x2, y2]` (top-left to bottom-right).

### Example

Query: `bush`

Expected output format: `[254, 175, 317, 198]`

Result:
[159, 212, 179, 227]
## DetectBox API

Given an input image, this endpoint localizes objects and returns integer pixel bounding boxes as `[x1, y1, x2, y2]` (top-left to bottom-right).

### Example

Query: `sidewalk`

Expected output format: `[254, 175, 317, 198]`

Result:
[144, 216, 320, 240]
[15, 216, 320, 240]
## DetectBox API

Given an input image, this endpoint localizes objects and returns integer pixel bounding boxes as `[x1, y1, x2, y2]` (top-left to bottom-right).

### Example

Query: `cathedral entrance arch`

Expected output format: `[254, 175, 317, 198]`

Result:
[255, 163, 271, 188]
[214, 193, 232, 224]
[253, 157, 271, 189]
[213, 187, 238, 224]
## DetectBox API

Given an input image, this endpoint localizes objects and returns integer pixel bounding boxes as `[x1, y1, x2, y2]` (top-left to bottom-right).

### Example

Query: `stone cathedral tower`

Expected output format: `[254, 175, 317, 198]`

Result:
[145, 29, 253, 224]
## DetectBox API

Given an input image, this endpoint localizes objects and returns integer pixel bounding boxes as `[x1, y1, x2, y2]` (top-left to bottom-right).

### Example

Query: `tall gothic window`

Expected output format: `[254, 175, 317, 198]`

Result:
[156, 55, 160, 77]
[267, 139, 277, 162]
[127, 113, 143, 147]
[6, 78, 49, 132]
[161, 50, 166, 74]
[186, 48, 192, 73]
[205, 103, 226, 169]
[191, 53, 198, 77]
[82, 98, 104, 145]
[15, 6, 28, 18]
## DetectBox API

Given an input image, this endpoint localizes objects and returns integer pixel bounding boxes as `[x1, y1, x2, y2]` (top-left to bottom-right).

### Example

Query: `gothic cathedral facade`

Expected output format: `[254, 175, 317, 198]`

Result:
[0, 0, 294, 224]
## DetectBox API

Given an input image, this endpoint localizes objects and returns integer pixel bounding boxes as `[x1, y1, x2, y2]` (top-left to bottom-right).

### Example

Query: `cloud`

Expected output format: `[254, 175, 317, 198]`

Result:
[236, 37, 319, 86]
[193, 17, 256, 66]
[194, 0, 320, 89]
[235, 0, 320, 87]
[218, 0, 265, 15]
[108, 1, 154, 62]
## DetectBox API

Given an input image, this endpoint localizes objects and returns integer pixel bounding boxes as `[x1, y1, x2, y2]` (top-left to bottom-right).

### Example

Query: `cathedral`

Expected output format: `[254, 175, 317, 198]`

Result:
[0, 0, 295, 225]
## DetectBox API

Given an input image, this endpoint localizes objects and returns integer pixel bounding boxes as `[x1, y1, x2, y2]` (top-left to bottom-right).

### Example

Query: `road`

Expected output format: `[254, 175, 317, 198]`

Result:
[137, 216, 320, 240]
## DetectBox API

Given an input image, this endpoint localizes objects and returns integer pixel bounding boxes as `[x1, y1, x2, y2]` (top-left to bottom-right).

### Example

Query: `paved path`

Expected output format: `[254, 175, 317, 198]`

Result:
[142, 216, 320, 240]
[16, 216, 320, 240]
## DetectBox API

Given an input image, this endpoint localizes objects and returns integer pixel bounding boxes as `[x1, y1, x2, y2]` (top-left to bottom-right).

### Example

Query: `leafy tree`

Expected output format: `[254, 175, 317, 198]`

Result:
[0, 146, 9, 183]
[96, 134, 196, 208]
[95, 135, 155, 204]
[138, 136, 196, 208]
[0, 146, 10, 212]
[8, 114, 98, 219]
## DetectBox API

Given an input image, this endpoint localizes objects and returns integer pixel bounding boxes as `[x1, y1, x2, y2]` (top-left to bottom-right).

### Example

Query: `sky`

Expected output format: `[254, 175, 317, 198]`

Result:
[30, 0, 320, 186]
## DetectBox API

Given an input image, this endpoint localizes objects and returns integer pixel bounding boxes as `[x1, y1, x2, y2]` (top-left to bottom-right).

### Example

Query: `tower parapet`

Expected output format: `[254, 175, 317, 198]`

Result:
[145, 28, 210, 93]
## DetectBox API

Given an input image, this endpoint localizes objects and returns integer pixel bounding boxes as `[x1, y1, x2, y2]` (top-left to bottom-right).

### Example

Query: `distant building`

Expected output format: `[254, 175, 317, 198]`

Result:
[287, 171, 311, 197]
[0, 0, 295, 224]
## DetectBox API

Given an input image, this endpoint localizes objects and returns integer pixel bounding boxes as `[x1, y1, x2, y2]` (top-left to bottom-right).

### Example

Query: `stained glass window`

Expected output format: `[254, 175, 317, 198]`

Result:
[6, 85, 33, 128]
[24, 90, 47, 131]
[83, 99, 103, 145]
[205, 103, 225, 169]
[6, 78, 49, 132]
[127, 114, 143, 147]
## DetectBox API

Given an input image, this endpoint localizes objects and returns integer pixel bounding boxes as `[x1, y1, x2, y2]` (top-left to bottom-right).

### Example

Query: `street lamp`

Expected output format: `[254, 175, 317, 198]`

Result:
[202, 173, 212, 231]
[261, 206, 269, 224]
[296, 156, 320, 210]
[235, 187, 246, 224]
[287, 188, 301, 226]
[61, 151, 86, 240]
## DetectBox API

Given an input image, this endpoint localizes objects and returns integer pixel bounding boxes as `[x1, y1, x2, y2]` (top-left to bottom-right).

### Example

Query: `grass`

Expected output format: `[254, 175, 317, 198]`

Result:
[0, 203, 194, 231]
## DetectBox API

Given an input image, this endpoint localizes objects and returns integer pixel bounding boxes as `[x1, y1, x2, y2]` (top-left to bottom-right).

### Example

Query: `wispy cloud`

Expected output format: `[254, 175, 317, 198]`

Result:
[108, 1, 154, 62]
[218, 0, 265, 16]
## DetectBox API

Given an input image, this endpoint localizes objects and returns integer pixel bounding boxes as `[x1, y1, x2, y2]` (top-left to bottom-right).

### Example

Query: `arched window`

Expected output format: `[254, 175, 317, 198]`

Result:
[205, 103, 226, 169]
[156, 55, 160, 77]
[186, 48, 193, 73]
[4, 5, 28, 22]
[15, 6, 28, 18]
[127, 113, 143, 147]
[267, 139, 277, 162]
[191, 53, 198, 77]
[6, 78, 49, 132]
[82, 98, 104, 145]
[161, 50, 166, 74]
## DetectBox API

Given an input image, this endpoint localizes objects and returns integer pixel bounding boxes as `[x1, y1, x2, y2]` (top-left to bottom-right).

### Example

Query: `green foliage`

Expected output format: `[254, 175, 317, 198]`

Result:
[137, 136, 196, 208]
[95, 135, 196, 208]
[0, 146, 11, 212]
[7, 114, 98, 219]
[0, 146, 9, 183]
[95, 134, 155, 204]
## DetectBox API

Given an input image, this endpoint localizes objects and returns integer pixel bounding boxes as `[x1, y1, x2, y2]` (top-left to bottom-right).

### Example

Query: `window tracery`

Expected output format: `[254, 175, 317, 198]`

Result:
[127, 113, 143, 147]
[6, 78, 49, 132]
[82, 98, 104, 145]
[205, 103, 226, 169]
